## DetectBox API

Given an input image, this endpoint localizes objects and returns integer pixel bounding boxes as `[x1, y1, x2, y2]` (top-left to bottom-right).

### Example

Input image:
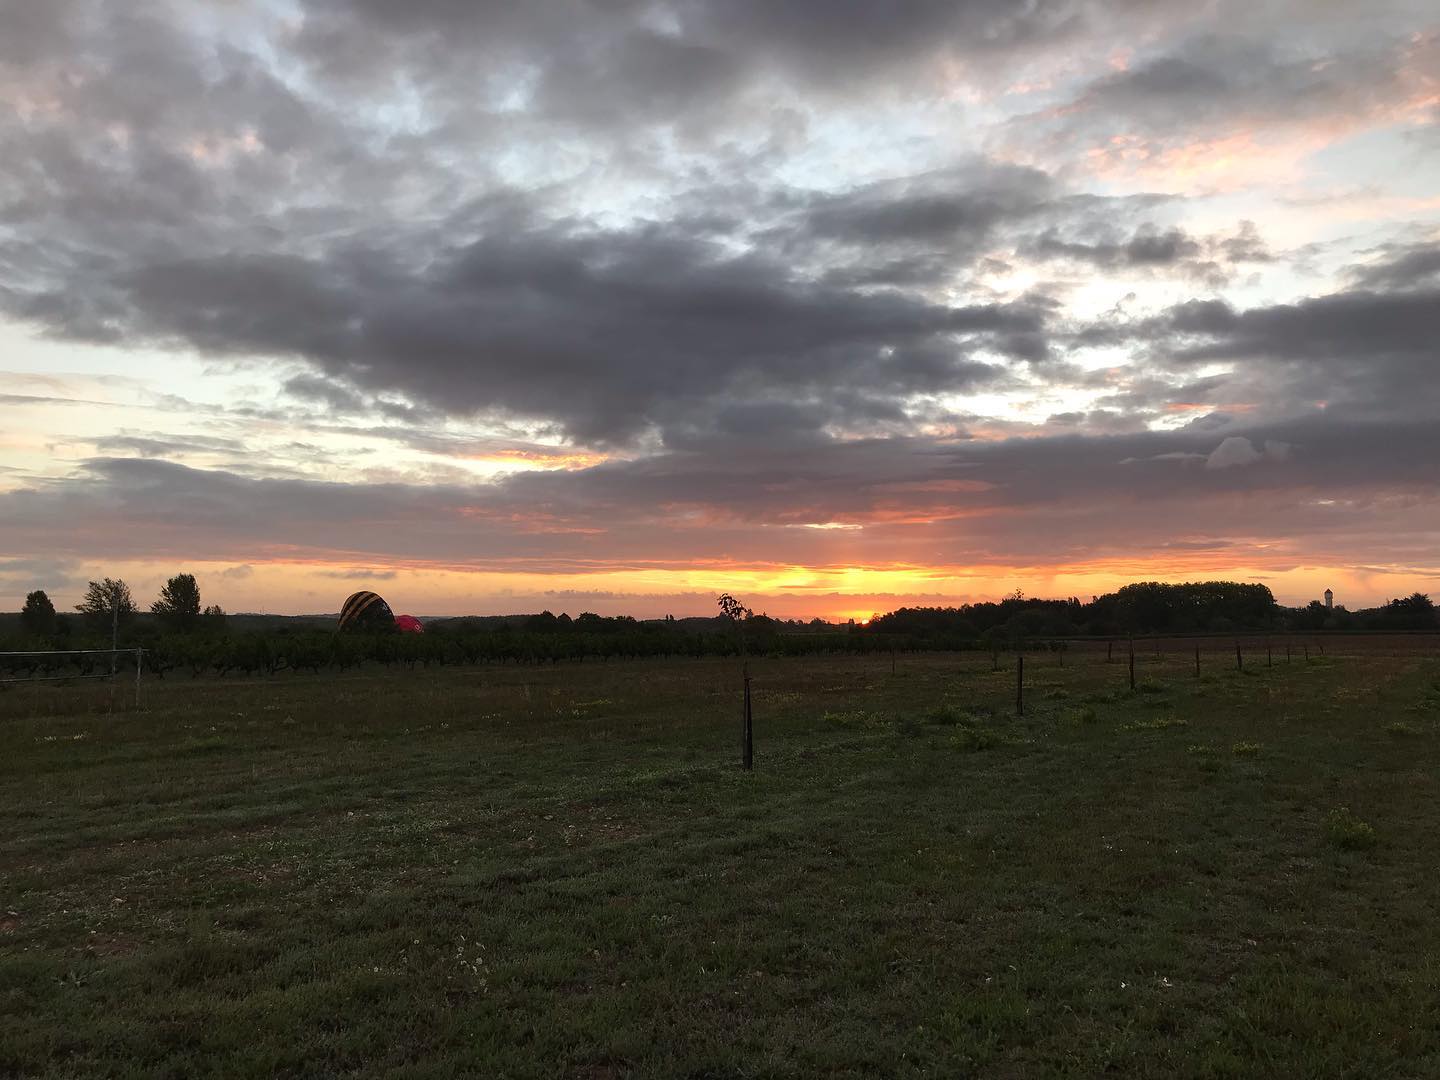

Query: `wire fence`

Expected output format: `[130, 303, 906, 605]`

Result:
[0, 648, 145, 706]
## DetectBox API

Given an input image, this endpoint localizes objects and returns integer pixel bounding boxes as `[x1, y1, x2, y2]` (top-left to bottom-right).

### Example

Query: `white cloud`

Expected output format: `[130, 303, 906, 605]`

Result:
[1205, 436, 1263, 469]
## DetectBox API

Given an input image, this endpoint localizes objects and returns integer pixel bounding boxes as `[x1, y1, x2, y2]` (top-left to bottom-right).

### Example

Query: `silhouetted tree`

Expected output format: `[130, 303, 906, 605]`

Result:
[75, 578, 136, 659]
[21, 590, 57, 637]
[717, 593, 752, 622]
[202, 604, 228, 632]
[152, 573, 202, 631]
[1294, 599, 1329, 630]
[717, 593, 753, 655]
[75, 578, 136, 632]
[1380, 592, 1436, 630]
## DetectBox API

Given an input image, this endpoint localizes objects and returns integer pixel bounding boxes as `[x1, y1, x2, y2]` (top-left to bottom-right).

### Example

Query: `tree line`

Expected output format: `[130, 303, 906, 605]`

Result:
[3, 576, 1434, 681]
[866, 582, 1437, 640]
[18, 574, 225, 641]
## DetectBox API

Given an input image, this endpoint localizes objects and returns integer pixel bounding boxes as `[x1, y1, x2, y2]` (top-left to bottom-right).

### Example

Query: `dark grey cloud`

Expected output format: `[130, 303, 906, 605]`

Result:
[1078, 33, 1419, 127]
[4, 178, 1053, 444]
[292, 0, 1169, 114]
[7, 4, 1108, 445]
[788, 164, 1056, 245]
[1021, 219, 1275, 287]
[0, 556, 87, 598]
[5, 411, 1439, 580]
[1015, 24, 1439, 161]
[1055, 282, 1440, 437]
[1347, 242, 1440, 291]
[1027, 224, 1200, 266]
[91, 434, 248, 458]
[1165, 290, 1435, 364]
[317, 568, 400, 581]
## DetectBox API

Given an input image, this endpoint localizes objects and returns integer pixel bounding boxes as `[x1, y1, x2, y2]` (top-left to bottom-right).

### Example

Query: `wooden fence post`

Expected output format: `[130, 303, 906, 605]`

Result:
[1016, 655, 1024, 716]
[1194, 644, 1200, 678]
[1236, 642, 1243, 671]
[1128, 638, 1136, 691]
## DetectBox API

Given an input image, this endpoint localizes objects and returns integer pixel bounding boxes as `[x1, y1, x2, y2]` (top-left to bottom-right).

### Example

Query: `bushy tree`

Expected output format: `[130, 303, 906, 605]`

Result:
[717, 593, 754, 655]
[717, 593, 752, 622]
[202, 604, 228, 632]
[75, 578, 137, 635]
[152, 572, 202, 631]
[21, 590, 57, 636]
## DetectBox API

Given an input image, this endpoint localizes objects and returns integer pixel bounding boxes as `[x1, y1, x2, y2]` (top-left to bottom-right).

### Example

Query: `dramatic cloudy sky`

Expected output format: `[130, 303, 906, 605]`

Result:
[2, 0, 1438, 618]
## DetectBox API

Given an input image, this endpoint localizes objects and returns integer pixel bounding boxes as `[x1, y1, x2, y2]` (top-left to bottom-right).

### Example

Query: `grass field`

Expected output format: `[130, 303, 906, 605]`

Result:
[4, 645, 1440, 1077]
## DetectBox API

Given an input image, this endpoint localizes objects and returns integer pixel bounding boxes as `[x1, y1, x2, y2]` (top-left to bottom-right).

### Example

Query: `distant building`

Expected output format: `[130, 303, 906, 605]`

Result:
[1324, 588, 1334, 610]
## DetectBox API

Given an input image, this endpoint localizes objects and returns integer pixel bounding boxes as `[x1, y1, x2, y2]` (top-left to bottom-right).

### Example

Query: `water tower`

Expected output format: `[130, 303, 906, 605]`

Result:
[1324, 588, 1334, 610]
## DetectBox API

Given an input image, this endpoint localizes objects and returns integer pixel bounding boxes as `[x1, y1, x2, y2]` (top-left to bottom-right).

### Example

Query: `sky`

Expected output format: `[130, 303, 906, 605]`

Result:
[1, 0, 1438, 620]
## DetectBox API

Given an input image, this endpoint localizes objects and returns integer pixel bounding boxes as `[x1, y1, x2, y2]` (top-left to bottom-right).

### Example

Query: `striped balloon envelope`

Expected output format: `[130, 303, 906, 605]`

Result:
[338, 591, 395, 632]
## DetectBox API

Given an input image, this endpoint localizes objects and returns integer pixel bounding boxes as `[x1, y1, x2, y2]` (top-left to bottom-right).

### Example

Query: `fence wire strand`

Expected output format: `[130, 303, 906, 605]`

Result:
[0, 649, 144, 700]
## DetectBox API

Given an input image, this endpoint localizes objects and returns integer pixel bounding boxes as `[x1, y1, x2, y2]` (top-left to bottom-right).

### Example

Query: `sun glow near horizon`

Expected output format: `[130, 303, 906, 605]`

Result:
[11, 556, 1428, 624]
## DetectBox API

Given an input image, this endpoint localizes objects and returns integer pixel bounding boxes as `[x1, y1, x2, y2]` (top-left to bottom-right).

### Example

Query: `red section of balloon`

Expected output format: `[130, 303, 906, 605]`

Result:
[394, 615, 425, 634]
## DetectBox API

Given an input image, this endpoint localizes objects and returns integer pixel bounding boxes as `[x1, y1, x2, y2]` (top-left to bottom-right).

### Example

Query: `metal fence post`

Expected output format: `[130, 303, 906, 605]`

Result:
[742, 664, 753, 770]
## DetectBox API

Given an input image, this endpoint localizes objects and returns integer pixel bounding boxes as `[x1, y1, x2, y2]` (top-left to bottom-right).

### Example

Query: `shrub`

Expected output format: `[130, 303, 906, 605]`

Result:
[925, 705, 963, 726]
[1186, 743, 1220, 772]
[951, 727, 1001, 753]
[1325, 808, 1377, 850]
[1056, 705, 1099, 727]
[1121, 716, 1188, 732]
[823, 710, 885, 729]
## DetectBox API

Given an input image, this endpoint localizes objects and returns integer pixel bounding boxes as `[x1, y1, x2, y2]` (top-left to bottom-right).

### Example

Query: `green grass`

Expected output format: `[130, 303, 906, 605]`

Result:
[3, 650, 1440, 1077]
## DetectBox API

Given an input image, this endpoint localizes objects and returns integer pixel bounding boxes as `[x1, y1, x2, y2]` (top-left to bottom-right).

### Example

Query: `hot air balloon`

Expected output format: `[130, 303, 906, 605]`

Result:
[394, 614, 424, 634]
[338, 591, 395, 632]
